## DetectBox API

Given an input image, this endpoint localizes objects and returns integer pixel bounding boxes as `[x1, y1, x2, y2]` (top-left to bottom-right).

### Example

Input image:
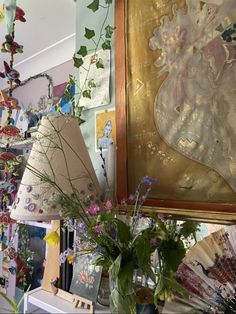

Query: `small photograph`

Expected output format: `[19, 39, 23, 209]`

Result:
[95, 109, 116, 152]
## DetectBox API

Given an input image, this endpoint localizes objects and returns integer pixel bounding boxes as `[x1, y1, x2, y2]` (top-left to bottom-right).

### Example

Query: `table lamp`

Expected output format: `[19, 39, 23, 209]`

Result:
[10, 115, 100, 292]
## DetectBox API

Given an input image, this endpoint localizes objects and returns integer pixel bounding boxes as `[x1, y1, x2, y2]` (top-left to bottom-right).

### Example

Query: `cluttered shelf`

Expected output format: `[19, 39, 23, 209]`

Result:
[24, 287, 110, 314]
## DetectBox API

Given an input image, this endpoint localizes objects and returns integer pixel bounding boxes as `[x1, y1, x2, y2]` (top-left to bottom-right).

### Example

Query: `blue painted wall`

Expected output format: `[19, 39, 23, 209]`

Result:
[76, 0, 115, 191]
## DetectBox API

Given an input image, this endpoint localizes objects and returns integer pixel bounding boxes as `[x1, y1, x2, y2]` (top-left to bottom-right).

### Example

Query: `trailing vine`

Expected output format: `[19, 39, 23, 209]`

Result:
[72, 0, 114, 123]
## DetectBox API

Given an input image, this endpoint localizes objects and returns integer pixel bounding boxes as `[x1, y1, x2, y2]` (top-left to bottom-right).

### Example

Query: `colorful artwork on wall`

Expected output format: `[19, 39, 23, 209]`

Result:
[79, 49, 110, 109]
[95, 109, 116, 152]
[116, 0, 236, 213]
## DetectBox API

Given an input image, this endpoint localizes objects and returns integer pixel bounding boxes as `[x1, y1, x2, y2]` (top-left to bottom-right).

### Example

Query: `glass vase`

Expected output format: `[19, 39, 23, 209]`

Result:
[109, 275, 136, 314]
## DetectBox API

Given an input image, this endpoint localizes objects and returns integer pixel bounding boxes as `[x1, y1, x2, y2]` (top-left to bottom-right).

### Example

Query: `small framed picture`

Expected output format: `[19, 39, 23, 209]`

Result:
[95, 109, 116, 152]
[69, 253, 102, 302]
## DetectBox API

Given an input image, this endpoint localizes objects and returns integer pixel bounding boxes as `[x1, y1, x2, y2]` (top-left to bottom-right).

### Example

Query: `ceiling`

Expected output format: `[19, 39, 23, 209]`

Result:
[0, 0, 76, 88]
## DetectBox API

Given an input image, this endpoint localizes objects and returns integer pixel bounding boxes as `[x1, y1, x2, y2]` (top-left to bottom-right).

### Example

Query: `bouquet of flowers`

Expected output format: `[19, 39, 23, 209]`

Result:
[60, 175, 158, 313]
[58, 168, 199, 312]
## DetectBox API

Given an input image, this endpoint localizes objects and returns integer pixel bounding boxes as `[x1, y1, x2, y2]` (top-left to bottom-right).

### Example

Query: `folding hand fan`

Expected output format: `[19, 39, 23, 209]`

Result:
[176, 225, 236, 314]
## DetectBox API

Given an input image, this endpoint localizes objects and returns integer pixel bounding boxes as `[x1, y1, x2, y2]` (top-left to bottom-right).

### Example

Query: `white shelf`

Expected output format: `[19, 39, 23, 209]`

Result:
[24, 287, 110, 314]
[17, 220, 52, 230]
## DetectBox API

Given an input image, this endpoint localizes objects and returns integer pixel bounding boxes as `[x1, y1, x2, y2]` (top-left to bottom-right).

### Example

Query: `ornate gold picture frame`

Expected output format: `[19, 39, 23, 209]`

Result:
[115, 0, 236, 223]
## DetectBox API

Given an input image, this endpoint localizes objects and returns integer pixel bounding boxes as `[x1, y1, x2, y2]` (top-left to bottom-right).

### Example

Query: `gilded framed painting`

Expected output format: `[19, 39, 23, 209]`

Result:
[115, 0, 236, 222]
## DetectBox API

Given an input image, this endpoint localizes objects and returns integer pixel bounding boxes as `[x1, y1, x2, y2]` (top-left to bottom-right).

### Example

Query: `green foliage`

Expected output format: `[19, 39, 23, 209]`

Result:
[154, 273, 188, 303]
[72, 0, 114, 119]
[102, 39, 111, 50]
[105, 25, 115, 38]
[96, 58, 104, 69]
[84, 27, 95, 39]
[109, 254, 122, 279]
[73, 57, 84, 68]
[77, 45, 88, 57]
[0, 286, 30, 313]
[17, 224, 34, 291]
[87, 0, 99, 12]
[114, 219, 131, 244]
[87, 79, 96, 88]
[179, 220, 200, 240]
[152, 218, 200, 303]
[160, 239, 185, 272]
[82, 89, 91, 99]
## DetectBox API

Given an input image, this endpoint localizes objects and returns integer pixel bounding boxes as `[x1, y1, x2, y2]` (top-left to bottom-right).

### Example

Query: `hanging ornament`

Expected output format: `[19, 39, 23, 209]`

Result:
[3, 0, 16, 35]
[0, 61, 21, 85]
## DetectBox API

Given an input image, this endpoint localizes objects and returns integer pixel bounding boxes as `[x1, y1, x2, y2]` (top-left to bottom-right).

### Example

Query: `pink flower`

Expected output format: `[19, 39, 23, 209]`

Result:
[0, 152, 16, 161]
[93, 225, 103, 234]
[87, 204, 100, 216]
[157, 213, 165, 221]
[120, 198, 127, 205]
[0, 125, 20, 137]
[150, 238, 157, 246]
[104, 199, 113, 212]
[128, 194, 135, 202]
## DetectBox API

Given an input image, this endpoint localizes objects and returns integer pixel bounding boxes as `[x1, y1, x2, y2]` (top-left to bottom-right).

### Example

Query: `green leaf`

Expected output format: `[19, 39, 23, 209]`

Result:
[109, 254, 121, 280]
[134, 231, 150, 266]
[78, 117, 86, 125]
[95, 256, 111, 269]
[87, 0, 99, 12]
[105, 25, 115, 38]
[77, 45, 88, 57]
[142, 263, 156, 284]
[0, 291, 17, 310]
[84, 27, 95, 39]
[82, 89, 91, 99]
[74, 57, 84, 68]
[105, 0, 112, 3]
[161, 239, 186, 272]
[179, 221, 200, 239]
[115, 219, 131, 244]
[118, 262, 134, 295]
[96, 58, 104, 69]
[87, 79, 96, 88]
[102, 39, 111, 50]
[75, 105, 84, 116]
[164, 276, 189, 299]
[155, 274, 165, 296]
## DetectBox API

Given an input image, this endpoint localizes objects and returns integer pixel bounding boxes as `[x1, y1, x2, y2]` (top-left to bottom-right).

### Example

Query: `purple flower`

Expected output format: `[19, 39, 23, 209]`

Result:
[64, 248, 73, 257]
[150, 238, 157, 246]
[140, 195, 147, 203]
[147, 218, 154, 227]
[76, 221, 87, 233]
[93, 224, 103, 234]
[59, 252, 66, 265]
[157, 213, 165, 221]
[142, 176, 157, 185]
[87, 204, 100, 216]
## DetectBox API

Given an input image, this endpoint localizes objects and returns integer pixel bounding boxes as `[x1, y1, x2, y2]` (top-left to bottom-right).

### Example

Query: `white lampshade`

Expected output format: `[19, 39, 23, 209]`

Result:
[10, 115, 100, 221]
